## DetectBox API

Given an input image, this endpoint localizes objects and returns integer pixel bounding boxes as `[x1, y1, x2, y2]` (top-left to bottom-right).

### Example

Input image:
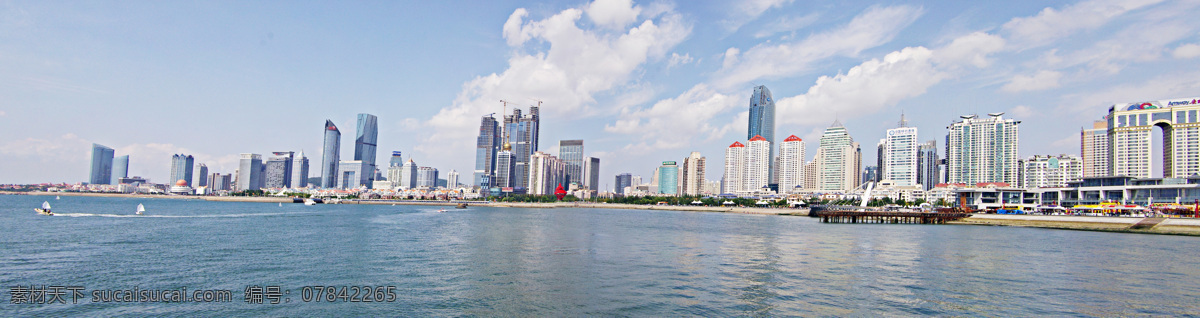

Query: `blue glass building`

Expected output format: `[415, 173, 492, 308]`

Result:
[111, 155, 129, 184]
[89, 143, 114, 185]
[747, 85, 776, 185]
[320, 120, 341, 188]
[354, 113, 379, 188]
[474, 116, 500, 188]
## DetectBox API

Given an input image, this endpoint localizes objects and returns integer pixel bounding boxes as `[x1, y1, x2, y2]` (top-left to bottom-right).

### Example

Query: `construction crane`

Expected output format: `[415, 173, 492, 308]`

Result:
[528, 98, 543, 108]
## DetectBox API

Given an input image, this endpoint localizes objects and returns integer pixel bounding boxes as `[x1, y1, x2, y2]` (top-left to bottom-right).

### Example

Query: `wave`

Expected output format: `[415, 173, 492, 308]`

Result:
[53, 211, 320, 218]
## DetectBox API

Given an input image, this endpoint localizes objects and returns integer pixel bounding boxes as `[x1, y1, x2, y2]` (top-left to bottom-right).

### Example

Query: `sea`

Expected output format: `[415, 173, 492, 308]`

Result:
[2, 194, 1198, 316]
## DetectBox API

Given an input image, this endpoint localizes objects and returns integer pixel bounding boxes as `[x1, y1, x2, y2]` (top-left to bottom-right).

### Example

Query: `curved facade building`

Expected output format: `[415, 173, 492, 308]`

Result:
[747, 85, 776, 185]
[355, 113, 379, 187]
[320, 120, 341, 188]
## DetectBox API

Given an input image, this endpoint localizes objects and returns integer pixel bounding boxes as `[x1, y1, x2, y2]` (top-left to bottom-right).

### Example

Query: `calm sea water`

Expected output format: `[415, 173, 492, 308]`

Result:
[2, 194, 1198, 316]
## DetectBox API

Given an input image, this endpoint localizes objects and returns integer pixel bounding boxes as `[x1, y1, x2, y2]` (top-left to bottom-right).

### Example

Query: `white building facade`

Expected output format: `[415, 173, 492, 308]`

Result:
[946, 113, 1020, 185]
[777, 135, 806, 194]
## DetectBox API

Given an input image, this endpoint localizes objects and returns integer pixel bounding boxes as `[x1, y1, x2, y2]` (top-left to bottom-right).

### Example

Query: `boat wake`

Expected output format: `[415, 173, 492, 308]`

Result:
[53, 212, 320, 218]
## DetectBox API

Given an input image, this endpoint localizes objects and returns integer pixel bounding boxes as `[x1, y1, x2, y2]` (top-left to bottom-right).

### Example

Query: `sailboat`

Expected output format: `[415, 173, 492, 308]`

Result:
[36, 201, 53, 215]
[278, 202, 282, 207]
[136, 204, 145, 215]
[56, 196, 60, 200]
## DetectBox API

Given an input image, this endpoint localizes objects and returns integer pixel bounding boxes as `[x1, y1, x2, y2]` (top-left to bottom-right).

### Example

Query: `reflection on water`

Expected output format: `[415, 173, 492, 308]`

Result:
[2, 195, 1199, 316]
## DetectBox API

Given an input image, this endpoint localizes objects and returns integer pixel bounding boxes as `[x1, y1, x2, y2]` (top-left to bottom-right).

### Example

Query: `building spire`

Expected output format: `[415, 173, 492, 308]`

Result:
[899, 111, 908, 128]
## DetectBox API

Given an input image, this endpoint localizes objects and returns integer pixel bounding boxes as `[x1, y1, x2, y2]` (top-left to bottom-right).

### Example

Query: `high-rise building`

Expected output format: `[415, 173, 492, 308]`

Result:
[883, 116, 918, 186]
[862, 166, 878, 186]
[495, 149, 515, 188]
[89, 143, 115, 185]
[816, 121, 861, 192]
[615, 173, 632, 195]
[111, 155, 129, 185]
[399, 159, 418, 189]
[946, 113, 1021, 185]
[658, 161, 679, 196]
[528, 151, 564, 195]
[722, 141, 746, 194]
[354, 113, 379, 187]
[559, 140, 584, 185]
[1081, 120, 1109, 178]
[447, 170, 459, 189]
[292, 151, 309, 188]
[320, 120, 341, 188]
[1109, 98, 1200, 178]
[504, 105, 540, 190]
[803, 159, 819, 190]
[208, 173, 232, 191]
[680, 152, 705, 196]
[265, 152, 294, 188]
[236, 153, 263, 191]
[416, 167, 438, 188]
[170, 154, 195, 186]
[474, 116, 500, 188]
[745, 135, 771, 192]
[337, 160, 368, 189]
[195, 163, 208, 187]
[778, 135, 806, 194]
[917, 141, 938, 190]
[1021, 155, 1083, 188]
[389, 151, 404, 168]
[583, 157, 600, 191]
[875, 140, 885, 182]
[746, 85, 776, 186]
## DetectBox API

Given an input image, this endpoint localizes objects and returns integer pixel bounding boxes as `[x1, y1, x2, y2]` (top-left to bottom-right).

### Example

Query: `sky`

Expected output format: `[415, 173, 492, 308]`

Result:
[2, 0, 1200, 188]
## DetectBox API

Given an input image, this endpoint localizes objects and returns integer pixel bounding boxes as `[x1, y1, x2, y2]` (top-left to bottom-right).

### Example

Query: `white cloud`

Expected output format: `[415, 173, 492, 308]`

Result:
[775, 47, 946, 126]
[719, 0, 793, 32]
[1172, 43, 1200, 59]
[0, 133, 91, 159]
[1064, 19, 1191, 75]
[667, 52, 694, 68]
[1001, 0, 1165, 49]
[605, 84, 740, 151]
[1002, 70, 1063, 92]
[711, 5, 924, 90]
[753, 12, 819, 38]
[933, 32, 1006, 69]
[1058, 69, 1200, 113]
[420, 2, 691, 174]
[586, 0, 641, 30]
[1008, 105, 1037, 118]
[0, 110, 6, 116]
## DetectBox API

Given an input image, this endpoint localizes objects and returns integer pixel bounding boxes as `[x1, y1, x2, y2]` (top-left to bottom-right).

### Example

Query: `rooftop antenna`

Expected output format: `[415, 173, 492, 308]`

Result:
[899, 111, 908, 128]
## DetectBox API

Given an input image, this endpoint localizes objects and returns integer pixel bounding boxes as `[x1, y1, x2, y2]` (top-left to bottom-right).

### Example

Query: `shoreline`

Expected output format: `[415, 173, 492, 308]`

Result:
[6, 191, 806, 216]
[8, 191, 1200, 236]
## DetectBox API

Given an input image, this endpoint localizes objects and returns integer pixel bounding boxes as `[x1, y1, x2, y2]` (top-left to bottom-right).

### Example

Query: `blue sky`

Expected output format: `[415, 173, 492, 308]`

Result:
[2, 0, 1200, 187]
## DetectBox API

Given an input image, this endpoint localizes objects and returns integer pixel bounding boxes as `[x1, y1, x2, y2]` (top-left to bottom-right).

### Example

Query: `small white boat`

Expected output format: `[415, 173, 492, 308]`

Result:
[438, 208, 447, 213]
[56, 196, 60, 200]
[278, 202, 283, 207]
[36, 201, 53, 215]
[304, 199, 316, 206]
[136, 203, 145, 215]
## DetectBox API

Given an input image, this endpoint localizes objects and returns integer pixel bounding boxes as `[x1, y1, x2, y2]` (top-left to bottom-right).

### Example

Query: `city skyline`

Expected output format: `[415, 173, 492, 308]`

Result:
[3, 0, 1200, 185]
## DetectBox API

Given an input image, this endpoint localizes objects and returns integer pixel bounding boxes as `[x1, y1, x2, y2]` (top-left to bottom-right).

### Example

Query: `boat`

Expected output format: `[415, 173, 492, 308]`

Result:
[35, 201, 53, 215]
[304, 199, 316, 206]
[278, 202, 282, 207]
[456, 203, 468, 209]
[438, 208, 447, 213]
[56, 196, 60, 200]
[136, 203, 145, 215]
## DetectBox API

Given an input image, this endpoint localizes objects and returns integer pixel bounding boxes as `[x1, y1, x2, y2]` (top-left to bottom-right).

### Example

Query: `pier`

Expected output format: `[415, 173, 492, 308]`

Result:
[813, 210, 971, 224]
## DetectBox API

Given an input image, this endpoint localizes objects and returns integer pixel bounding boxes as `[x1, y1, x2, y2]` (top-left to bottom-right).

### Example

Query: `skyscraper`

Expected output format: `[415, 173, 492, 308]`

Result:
[778, 135, 806, 194]
[209, 173, 232, 191]
[583, 157, 600, 191]
[355, 113, 379, 187]
[447, 170, 459, 189]
[745, 135, 771, 192]
[399, 159, 418, 189]
[416, 167, 438, 188]
[337, 160, 367, 189]
[265, 152, 294, 188]
[495, 149, 515, 188]
[528, 151, 565, 195]
[195, 163, 208, 187]
[722, 141, 746, 195]
[658, 161, 679, 196]
[504, 105, 540, 190]
[89, 143, 114, 185]
[875, 140, 885, 182]
[946, 113, 1020, 185]
[474, 116, 500, 188]
[917, 141, 938, 190]
[112, 155, 129, 185]
[816, 121, 861, 192]
[389, 151, 404, 167]
[320, 120, 341, 188]
[236, 153, 263, 191]
[681, 152, 705, 196]
[1081, 120, 1109, 178]
[292, 151, 309, 188]
[615, 173, 632, 195]
[559, 140, 584, 185]
[747, 85, 776, 186]
[170, 154, 195, 185]
[883, 116, 918, 186]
